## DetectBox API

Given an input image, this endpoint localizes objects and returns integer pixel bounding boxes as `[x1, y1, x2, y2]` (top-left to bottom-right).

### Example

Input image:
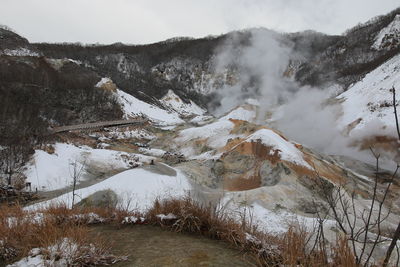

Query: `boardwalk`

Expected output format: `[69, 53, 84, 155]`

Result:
[52, 119, 149, 133]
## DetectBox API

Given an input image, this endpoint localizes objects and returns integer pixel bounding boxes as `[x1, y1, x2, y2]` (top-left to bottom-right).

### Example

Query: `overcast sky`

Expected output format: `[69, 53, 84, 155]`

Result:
[1, 0, 399, 44]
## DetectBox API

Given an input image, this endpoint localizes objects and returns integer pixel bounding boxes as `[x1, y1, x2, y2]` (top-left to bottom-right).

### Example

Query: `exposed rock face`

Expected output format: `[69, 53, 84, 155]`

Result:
[28, 7, 399, 106]
[259, 161, 289, 186]
[77, 189, 118, 208]
[95, 77, 117, 92]
[0, 8, 399, 146]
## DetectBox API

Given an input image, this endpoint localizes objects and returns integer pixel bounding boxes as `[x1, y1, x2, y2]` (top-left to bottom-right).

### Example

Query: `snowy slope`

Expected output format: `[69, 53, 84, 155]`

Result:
[338, 53, 400, 134]
[178, 119, 236, 150]
[95, 77, 185, 125]
[95, 77, 112, 88]
[1, 47, 40, 57]
[160, 90, 206, 117]
[116, 89, 184, 125]
[220, 106, 256, 121]
[24, 143, 154, 191]
[30, 166, 191, 212]
[177, 107, 256, 152]
[235, 128, 310, 167]
[372, 14, 400, 50]
[222, 197, 335, 234]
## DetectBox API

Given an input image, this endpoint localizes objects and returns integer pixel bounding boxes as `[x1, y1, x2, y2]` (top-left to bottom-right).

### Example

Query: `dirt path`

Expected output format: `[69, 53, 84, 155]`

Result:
[28, 168, 126, 205]
[30, 161, 180, 206]
[90, 225, 256, 267]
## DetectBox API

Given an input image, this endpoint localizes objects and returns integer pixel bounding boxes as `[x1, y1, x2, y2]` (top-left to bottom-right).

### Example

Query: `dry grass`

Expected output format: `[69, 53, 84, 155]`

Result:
[0, 204, 129, 265]
[0, 197, 371, 266]
[145, 196, 360, 267]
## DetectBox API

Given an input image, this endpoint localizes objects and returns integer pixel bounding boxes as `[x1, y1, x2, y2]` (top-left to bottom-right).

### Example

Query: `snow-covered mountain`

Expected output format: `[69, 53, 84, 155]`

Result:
[2, 8, 400, 265]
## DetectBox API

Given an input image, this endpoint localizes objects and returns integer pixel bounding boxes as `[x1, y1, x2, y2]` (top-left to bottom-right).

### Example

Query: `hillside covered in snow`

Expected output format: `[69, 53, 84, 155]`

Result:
[1, 6, 400, 267]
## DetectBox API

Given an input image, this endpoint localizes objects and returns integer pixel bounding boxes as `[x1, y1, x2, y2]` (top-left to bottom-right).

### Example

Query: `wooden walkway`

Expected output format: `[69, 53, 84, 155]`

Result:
[52, 119, 149, 133]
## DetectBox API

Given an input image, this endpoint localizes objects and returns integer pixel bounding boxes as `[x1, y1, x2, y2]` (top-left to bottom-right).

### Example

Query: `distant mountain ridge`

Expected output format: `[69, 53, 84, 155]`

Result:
[0, 7, 399, 141]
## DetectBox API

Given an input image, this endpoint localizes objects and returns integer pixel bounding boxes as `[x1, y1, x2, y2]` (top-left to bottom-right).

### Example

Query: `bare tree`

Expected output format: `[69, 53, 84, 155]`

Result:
[311, 146, 398, 266]
[0, 139, 31, 188]
[383, 86, 400, 266]
[310, 86, 400, 266]
[69, 160, 86, 208]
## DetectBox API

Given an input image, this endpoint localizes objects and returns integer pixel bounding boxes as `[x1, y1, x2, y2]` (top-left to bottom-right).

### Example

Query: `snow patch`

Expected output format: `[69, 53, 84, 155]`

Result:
[92, 128, 155, 141]
[190, 115, 214, 126]
[160, 90, 206, 117]
[222, 197, 335, 234]
[235, 129, 310, 168]
[177, 107, 257, 156]
[2, 47, 39, 57]
[372, 14, 400, 50]
[24, 143, 154, 191]
[156, 213, 177, 220]
[245, 98, 260, 106]
[220, 107, 256, 121]
[29, 166, 191, 212]
[116, 89, 184, 125]
[8, 238, 79, 267]
[138, 147, 167, 157]
[338, 53, 400, 134]
[95, 77, 112, 88]
[178, 119, 237, 151]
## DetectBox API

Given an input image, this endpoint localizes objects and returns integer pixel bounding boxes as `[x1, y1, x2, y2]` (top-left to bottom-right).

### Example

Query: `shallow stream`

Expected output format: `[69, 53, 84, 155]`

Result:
[90, 225, 256, 267]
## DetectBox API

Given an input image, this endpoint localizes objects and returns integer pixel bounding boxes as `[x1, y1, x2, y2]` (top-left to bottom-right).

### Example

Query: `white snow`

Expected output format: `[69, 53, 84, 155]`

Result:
[160, 90, 206, 117]
[24, 143, 154, 191]
[177, 107, 257, 157]
[178, 119, 237, 151]
[29, 166, 191, 212]
[95, 77, 112, 88]
[45, 58, 81, 71]
[8, 254, 44, 267]
[71, 212, 105, 224]
[7, 238, 79, 267]
[178, 106, 256, 148]
[121, 216, 144, 224]
[156, 213, 177, 220]
[372, 14, 400, 50]
[92, 128, 155, 141]
[220, 107, 256, 121]
[156, 125, 177, 131]
[189, 115, 214, 125]
[245, 98, 260, 106]
[234, 128, 310, 168]
[116, 89, 184, 125]
[138, 147, 167, 157]
[221, 196, 335, 234]
[189, 151, 222, 160]
[244, 202, 334, 234]
[338, 53, 400, 134]
[2, 47, 40, 57]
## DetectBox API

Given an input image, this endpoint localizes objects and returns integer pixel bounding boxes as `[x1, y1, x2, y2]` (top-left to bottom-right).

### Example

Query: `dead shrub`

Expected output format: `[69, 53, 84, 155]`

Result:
[0, 204, 128, 265]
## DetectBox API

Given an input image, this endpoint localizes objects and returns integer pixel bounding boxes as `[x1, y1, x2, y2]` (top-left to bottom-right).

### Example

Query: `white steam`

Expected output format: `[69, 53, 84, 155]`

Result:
[210, 29, 397, 167]
[212, 29, 293, 117]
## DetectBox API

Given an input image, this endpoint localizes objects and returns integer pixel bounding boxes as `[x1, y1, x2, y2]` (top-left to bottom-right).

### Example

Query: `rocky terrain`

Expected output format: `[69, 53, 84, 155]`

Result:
[1, 6, 400, 266]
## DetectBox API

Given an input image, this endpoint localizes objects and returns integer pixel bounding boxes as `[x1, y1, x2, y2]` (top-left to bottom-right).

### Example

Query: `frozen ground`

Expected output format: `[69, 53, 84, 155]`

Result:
[338, 53, 400, 135]
[116, 89, 184, 125]
[30, 166, 191, 212]
[236, 128, 311, 168]
[160, 90, 206, 117]
[24, 143, 154, 191]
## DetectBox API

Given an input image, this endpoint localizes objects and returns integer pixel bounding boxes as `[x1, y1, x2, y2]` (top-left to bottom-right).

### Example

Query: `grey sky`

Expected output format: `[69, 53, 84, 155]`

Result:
[0, 0, 399, 44]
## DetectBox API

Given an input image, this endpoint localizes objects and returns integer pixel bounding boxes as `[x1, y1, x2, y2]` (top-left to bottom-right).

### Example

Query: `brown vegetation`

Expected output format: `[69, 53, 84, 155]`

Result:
[146, 196, 362, 267]
[0, 204, 129, 265]
[5, 194, 400, 266]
